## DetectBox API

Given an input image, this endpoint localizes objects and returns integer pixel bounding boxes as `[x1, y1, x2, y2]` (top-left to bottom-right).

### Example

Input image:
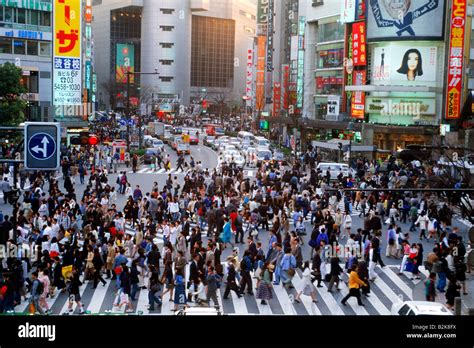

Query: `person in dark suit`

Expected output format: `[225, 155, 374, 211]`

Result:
[147, 244, 161, 275]
[247, 237, 258, 261]
[223, 258, 242, 299]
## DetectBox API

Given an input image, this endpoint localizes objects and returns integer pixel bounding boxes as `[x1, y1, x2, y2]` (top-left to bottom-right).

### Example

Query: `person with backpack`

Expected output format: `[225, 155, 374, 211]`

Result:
[239, 250, 254, 295]
[29, 271, 45, 315]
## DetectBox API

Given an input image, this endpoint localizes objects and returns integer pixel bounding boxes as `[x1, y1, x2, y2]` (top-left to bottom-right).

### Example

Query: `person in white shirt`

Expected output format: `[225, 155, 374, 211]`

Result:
[50, 219, 60, 240]
[38, 200, 49, 217]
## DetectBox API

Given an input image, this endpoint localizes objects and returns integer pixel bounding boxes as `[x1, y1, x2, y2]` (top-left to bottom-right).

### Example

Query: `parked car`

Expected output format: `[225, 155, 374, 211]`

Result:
[144, 148, 160, 165]
[391, 301, 453, 316]
[151, 139, 165, 152]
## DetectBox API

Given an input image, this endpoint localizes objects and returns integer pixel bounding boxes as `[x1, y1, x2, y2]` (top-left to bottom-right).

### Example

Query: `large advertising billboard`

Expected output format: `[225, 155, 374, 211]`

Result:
[116, 44, 135, 84]
[53, 0, 82, 106]
[256, 36, 266, 111]
[372, 45, 438, 85]
[446, 0, 467, 120]
[366, 0, 445, 41]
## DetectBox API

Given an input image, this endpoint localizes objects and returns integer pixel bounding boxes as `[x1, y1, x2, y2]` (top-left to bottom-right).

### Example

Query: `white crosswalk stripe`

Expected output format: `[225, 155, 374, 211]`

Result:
[11, 263, 424, 316]
[127, 167, 189, 175]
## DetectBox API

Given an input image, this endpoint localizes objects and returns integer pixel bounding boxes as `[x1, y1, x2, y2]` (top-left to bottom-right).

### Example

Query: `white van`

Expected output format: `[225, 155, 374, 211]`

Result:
[254, 136, 271, 149]
[237, 131, 255, 143]
[316, 163, 350, 180]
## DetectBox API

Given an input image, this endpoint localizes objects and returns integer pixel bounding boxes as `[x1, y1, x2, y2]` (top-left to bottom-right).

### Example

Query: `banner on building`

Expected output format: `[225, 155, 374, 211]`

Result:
[85, 0, 92, 23]
[53, 0, 82, 106]
[273, 83, 281, 117]
[341, 0, 357, 23]
[446, 0, 467, 119]
[116, 44, 135, 84]
[296, 17, 305, 109]
[256, 36, 266, 111]
[352, 21, 366, 66]
[257, 0, 269, 35]
[266, 0, 274, 73]
[351, 70, 366, 119]
[246, 41, 254, 107]
[282, 64, 290, 110]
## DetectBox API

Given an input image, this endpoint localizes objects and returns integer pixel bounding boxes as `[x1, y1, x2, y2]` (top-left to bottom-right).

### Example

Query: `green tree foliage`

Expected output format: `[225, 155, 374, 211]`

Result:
[0, 62, 27, 126]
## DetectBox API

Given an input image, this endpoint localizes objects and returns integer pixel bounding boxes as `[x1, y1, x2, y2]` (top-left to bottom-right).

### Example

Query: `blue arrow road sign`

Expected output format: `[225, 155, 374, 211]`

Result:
[24, 122, 61, 171]
[28, 133, 56, 160]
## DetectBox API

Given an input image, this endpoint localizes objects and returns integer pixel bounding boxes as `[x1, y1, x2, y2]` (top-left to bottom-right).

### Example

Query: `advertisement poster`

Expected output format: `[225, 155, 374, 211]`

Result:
[352, 21, 366, 66]
[282, 64, 290, 110]
[246, 42, 254, 107]
[351, 70, 366, 119]
[256, 35, 266, 111]
[116, 44, 135, 84]
[446, 0, 467, 119]
[367, 0, 445, 41]
[372, 45, 437, 85]
[53, 0, 82, 106]
[273, 83, 281, 117]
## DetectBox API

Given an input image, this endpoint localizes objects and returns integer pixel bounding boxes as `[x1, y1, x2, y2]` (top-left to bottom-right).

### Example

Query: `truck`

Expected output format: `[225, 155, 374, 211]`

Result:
[148, 122, 173, 143]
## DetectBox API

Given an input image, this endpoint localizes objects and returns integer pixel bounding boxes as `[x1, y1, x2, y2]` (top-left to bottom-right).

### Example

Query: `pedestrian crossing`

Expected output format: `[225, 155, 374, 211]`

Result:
[126, 166, 256, 177]
[13, 264, 438, 316]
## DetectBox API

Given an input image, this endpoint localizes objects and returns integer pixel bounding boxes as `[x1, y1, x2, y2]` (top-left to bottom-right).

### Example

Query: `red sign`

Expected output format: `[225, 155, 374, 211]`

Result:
[273, 83, 281, 117]
[316, 76, 323, 90]
[352, 22, 366, 66]
[256, 36, 266, 111]
[85, 0, 93, 23]
[446, 0, 467, 119]
[282, 64, 290, 110]
[351, 70, 366, 119]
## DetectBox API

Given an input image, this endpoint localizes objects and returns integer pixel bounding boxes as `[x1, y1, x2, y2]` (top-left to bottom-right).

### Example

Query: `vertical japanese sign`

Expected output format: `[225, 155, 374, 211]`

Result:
[352, 21, 366, 66]
[257, 0, 269, 35]
[282, 64, 290, 110]
[446, 0, 467, 119]
[296, 16, 305, 109]
[351, 70, 365, 119]
[245, 41, 254, 107]
[266, 0, 274, 72]
[273, 83, 281, 117]
[256, 36, 266, 112]
[340, 0, 357, 23]
[116, 44, 135, 84]
[53, 0, 82, 106]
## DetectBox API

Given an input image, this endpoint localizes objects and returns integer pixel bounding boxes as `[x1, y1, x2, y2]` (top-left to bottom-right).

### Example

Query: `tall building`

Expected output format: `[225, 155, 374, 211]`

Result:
[92, 0, 257, 111]
[0, 0, 53, 122]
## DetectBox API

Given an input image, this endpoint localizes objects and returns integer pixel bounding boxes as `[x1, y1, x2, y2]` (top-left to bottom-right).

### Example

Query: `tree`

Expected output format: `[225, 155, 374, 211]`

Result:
[0, 62, 26, 126]
[210, 88, 232, 124]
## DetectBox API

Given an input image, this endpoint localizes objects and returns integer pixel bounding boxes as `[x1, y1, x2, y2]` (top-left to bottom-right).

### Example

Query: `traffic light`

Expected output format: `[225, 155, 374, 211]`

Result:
[70, 132, 98, 146]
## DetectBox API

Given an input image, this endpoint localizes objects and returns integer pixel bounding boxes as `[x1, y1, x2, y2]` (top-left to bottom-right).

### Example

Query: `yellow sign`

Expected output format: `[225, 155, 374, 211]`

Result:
[54, 0, 81, 58]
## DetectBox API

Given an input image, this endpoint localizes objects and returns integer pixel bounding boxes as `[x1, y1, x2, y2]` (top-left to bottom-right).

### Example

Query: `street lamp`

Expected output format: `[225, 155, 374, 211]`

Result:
[126, 69, 159, 152]
[347, 121, 355, 167]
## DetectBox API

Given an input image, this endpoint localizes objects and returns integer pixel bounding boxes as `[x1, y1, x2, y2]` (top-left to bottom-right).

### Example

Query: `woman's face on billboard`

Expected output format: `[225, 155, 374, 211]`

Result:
[407, 52, 419, 72]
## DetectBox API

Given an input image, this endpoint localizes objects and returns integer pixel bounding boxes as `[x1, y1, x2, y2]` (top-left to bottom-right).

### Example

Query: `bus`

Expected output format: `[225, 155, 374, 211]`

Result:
[237, 131, 255, 143]
[206, 124, 225, 137]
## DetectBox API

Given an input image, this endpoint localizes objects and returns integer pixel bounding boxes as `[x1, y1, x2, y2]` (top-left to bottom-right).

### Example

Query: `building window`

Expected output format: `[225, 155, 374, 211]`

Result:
[27, 40, 38, 55]
[239, 10, 255, 20]
[315, 71, 344, 95]
[318, 21, 344, 43]
[160, 42, 174, 48]
[160, 8, 175, 14]
[13, 39, 26, 54]
[159, 59, 174, 65]
[160, 25, 174, 31]
[244, 26, 255, 34]
[17, 8, 26, 24]
[0, 37, 12, 54]
[39, 41, 51, 56]
[4, 7, 14, 22]
[39, 11, 51, 26]
[29, 10, 39, 25]
[159, 76, 174, 82]
[317, 48, 344, 69]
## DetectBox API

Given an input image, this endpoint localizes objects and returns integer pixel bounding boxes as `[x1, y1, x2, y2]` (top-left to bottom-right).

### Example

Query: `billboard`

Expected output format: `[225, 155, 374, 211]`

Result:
[351, 70, 366, 119]
[257, 0, 269, 35]
[367, 0, 445, 41]
[282, 64, 290, 110]
[53, 0, 82, 106]
[352, 21, 366, 66]
[446, 0, 467, 119]
[366, 96, 437, 125]
[116, 44, 135, 84]
[372, 45, 437, 85]
[341, 0, 358, 23]
[296, 17, 305, 109]
[256, 36, 266, 111]
[273, 83, 281, 117]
